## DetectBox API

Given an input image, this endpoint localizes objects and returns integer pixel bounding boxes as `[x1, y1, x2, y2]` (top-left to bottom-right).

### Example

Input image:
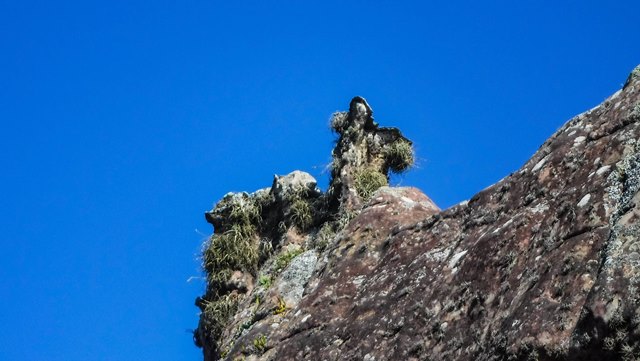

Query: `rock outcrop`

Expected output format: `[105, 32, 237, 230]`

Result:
[195, 65, 640, 361]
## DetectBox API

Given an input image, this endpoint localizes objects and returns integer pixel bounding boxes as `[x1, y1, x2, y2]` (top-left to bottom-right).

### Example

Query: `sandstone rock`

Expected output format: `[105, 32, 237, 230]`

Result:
[271, 171, 321, 203]
[196, 67, 640, 360]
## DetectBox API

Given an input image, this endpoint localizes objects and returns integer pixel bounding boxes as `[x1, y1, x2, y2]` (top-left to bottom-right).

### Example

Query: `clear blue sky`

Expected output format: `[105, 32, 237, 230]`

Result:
[1, 1, 638, 360]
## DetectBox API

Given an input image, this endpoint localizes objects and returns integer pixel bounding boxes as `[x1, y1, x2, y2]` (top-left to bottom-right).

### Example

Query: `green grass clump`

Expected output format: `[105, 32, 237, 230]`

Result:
[274, 248, 304, 273]
[257, 274, 272, 288]
[253, 334, 267, 353]
[355, 167, 388, 201]
[204, 224, 259, 275]
[289, 198, 313, 231]
[200, 294, 239, 344]
[383, 139, 414, 173]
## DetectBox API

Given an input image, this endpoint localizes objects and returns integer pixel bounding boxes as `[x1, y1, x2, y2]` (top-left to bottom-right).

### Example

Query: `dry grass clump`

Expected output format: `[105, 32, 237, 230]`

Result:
[383, 139, 414, 173]
[330, 111, 348, 133]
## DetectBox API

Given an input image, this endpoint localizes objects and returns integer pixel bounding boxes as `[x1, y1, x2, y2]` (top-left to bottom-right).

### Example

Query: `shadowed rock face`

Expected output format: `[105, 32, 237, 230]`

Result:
[198, 65, 640, 361]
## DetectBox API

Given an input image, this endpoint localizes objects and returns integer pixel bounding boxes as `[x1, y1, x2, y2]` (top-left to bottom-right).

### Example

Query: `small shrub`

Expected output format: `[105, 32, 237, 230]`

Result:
[355, 167, 388, 201]
[383, 139, 414, 173]
[253, 334, 267, 353]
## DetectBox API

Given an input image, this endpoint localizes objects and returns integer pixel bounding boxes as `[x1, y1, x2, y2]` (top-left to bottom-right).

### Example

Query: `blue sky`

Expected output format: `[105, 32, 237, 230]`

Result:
[1, 1, 639, 360]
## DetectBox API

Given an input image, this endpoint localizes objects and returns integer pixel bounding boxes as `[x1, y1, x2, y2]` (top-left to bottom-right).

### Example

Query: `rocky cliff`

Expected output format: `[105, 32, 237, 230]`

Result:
[195, 65, 640, 361]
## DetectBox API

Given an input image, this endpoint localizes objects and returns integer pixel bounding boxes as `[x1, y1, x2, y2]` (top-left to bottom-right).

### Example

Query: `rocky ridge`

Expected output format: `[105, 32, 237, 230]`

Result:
[195, 65, 640, 360]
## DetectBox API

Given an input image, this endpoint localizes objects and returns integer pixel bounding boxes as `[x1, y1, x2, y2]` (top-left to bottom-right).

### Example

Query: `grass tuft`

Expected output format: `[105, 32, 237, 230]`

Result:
[200, 294, 239, 344]
[257, 274, 272, 288]
[290, 198, 313, 231]
[253, 334, 267, 353]
[203, 225, 259, 275]
[355, 167, 388, 201]
[383, 139, 414, 173]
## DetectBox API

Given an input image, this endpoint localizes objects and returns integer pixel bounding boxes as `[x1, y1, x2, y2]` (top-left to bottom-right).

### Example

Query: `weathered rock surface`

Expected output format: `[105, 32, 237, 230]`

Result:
[196, 65, 640, 360]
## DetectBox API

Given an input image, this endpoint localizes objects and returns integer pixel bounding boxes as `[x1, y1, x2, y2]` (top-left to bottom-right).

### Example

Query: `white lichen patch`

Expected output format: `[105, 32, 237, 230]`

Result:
[493, 219, 514, 234]
[448, 250, 468, 269]
[400, 196, 418, 208]
[352, 275, 366, 288]
[596, 165, 611, 176]
[425, 247, 450, 263]
[531, 202, 549, 214]
[573, 136, 587, 146]
[577, 194, 592, 208]
[532, 156, 548, 173]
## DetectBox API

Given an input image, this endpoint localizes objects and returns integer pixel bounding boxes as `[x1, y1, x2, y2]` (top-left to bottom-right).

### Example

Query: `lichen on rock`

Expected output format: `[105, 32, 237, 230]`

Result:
[194, 67, 640, 361]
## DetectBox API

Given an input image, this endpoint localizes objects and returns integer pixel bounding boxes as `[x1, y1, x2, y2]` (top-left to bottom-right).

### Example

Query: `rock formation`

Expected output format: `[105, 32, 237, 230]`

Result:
[195, 65, 640, 360]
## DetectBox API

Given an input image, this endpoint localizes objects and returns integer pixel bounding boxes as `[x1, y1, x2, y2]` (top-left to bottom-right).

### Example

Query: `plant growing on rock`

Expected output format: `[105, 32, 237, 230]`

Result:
[196, 294, 239, 348]
[194, 97, 416, 357]
[383, 139, 414, 173]
[253, 334, 267, 353]
[274, 248, 304, 273]
[289, 198, 313, 231]
[273, 297, 287, 315]
[355, 167, 388, 200]
[203, 225, 259, 282]
[228, 199, 261, 226]
[328, 97, 413, 211]
[257, 274, 272, 288]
